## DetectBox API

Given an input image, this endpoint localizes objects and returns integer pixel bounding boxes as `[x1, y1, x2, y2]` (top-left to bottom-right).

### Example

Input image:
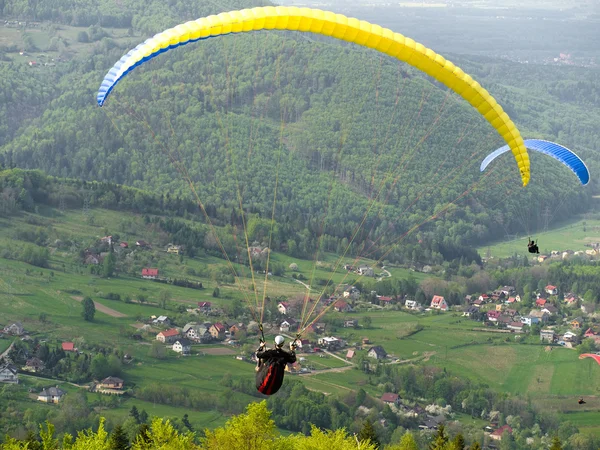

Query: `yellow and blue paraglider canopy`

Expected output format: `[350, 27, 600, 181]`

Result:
[97, 6, 531, 186]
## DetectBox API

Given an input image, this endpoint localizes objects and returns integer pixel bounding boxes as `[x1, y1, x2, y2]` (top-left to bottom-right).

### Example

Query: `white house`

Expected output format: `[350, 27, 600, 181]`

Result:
[152, 315, 170, 325]
[343, 286, 360, 300]
[3, 322, 24, 335]
[278, 302, 290, 315]
[38, 386, 66, 403]
[0, 363, 19, 384]
[357, 266, 374, 277]
[280, 320, 292, 333]
[521, 315, 540, 326]
[367, 346, 387, 359]
[173, 339, 192, 355]
[430, 295, 448, 311]
[545, 285, 558, 296]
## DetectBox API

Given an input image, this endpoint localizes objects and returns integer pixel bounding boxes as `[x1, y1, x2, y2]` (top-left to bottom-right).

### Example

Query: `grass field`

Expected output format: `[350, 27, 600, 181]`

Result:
[479, 217, 600, 259]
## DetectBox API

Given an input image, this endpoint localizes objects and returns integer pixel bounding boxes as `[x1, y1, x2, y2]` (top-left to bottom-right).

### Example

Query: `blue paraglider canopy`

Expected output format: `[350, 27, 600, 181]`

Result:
[481, 139, 590, 186]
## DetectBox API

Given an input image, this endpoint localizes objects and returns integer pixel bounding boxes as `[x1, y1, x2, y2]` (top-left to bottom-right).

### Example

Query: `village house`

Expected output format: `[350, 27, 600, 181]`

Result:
[344, 319, 358, 328]
[229, 323, 246, 336]
[357, 266, 374, 277]
[521, 315, 540, 326]
[545, 285, 558, 295]
[167, 244, 183, 254]
[507, 322, 524, 332]
[142, 268, 159, 279]
[541, 304, 558, 316]
[505, 295, 521, 304]
[570, 317, 584, 329]
[463, 306, 479, 317]
[0, 363, 19, 384]
[277, 302, 290, 315]
[529, 310, 549, 323]
[38, 386, 66, 403]
[378, 296, 394, 305]
[367, 345, 387, 360]
[564, 294, 578, 305]
[501, 286, 515, 296]
[430, 295, 448, 311]
[487, 311, 501, 322]
[334, 300, 353, 313]
[24, 357, 45, 373]
[343, 286, 360, 300]
[3, 322, 24, 336]
[136, 240, 151, 249]
[280, 320, 293, 333]
[209, 323, 226, 340]
[563, 331, 579, 344]
[318, 336, 343, 350]
[198, 302, 212, 314]
[380, 393, 401, 407]
[120, 242, 129, 248]
[472, 299, 484, 308]
[85, 254, 102, 265]
[478, 294, 489, 303]
[152, 315, 170, 326]
[584, 328, 599, 338]
[538, 255, 549, 263]
[540, 329, 556, 343]
[99, 377, 124, 390]
[535, 298, 547, 308]
[173, 339, 192, 355]
[405, 299, 422, 310]
[497, 315, 512, 326]
[184, 324, 211, 343]
[62, 342, 75, 352]
[490, 425, 513, 441]
[156, 329, 180, 343]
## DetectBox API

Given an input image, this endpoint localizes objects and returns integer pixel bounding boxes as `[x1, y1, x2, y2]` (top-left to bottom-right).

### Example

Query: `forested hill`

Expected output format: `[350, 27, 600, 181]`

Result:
[0, 0, 598, 264]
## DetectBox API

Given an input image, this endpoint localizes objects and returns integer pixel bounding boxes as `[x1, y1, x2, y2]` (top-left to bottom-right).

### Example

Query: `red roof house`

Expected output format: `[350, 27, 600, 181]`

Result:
[62, 342, 75, 352]
[545, 285, 558, 295]
[536, 298, 547, 307]
[490, 425, 513, 441]
[334, 300, 353, 312]
[430, 295, 448, 311]
[380, 393, 400, 405]
[142, 268, 159, 279]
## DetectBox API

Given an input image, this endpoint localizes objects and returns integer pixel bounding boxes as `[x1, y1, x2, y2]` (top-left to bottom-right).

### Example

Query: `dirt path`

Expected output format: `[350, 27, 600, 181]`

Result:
[70, 296, 127, 318]
[300, 365, 355, 376]
[0, 341, 15, 360]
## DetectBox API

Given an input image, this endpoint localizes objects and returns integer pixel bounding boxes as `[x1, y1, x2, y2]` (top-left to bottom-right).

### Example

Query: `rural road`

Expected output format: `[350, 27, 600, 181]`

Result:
[293, 279, 311, 290]
[0, 341, 15, 360]
[71, 296, 127, 318]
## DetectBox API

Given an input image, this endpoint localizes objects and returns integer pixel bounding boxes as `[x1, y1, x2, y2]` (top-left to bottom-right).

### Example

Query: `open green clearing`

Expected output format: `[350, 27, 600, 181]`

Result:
[478, 217, 600, 259]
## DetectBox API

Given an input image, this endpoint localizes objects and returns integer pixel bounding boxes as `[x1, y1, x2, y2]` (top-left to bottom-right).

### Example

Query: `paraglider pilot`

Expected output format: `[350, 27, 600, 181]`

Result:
[255, 335, 297, 395]
[528, 238, 540, 254]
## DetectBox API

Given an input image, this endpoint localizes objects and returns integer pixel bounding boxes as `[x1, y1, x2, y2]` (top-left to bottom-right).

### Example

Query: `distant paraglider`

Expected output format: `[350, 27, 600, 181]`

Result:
[480, 139, 590, 185]
[578, 398, 586, 405]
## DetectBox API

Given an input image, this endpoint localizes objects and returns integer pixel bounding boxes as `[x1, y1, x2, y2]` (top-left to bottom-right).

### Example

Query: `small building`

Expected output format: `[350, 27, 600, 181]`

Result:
[173, 339, 192, 355]
[156, 328, 180, 343]
[184, 324, 211, 343]
[24, 358, 45, 373]
[142, 268, 159, 279]
[343, 286, 360, 300]
[405, 299, 422, 310]
[62, 342, 75, 352]
[487, 311, 501, 322]
[540, 329, 556, 343]
[0, 363, 19, 384]
[545, 285, 558, 295]
[346, 350, 355, 360]
[507, 322, 524, 332]
[38, 386, 66, 403]
[344, 319, 358, 328]
[571, 317, 584, 329]
[3, 322, 24, 336]
[119, 242, 129, 248]
[152, 315, 170, 326]
[318, 336, 343, 350]
[367, 345, 387, 360]
[277, 302, 290, 315]
[198, 302, 212, 313]
[334, 300, 353, 313]
[430, 295, 448, 311]
[99, 377, 124, 389]
[209, 323, 226, 340]
[136, 240, 151, 248]
[229, 323, 246, 336]
[535, 298, 547, 307]
[521, 315, 540, 326]
[380, 392, 401, 406]
[167, 244, 183, 254]
[563, 331, 579, 343]
[280, 320, 293, 333]
[357, 266, 374, 277]
[490, 425, 513, 441]
[541, 304, 558, 315]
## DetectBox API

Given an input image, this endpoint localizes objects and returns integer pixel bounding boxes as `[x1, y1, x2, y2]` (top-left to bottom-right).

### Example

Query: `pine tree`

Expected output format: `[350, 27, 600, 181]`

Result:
[429, 424, 448, 450]
[182, 413, 193, 431]
[550, 436, 562, 450]
[129, 405, 140, 423]
[139, 409, 149, 424]
[109, 424, 129, 450]
[357, 420, 380, 449]
[82, 296, 96, 321]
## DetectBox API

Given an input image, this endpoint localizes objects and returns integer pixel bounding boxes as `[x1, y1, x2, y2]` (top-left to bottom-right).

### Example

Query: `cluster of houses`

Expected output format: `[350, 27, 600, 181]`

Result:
[343, 264, 375, 277]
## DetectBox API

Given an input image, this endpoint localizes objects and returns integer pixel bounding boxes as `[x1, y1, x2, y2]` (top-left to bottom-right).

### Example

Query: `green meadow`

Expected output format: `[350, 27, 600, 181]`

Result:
[478, 217, 600, 259]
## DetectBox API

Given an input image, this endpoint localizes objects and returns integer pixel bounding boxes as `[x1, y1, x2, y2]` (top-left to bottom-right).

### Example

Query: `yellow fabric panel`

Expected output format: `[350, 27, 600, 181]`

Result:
[111, 6, 529, 185]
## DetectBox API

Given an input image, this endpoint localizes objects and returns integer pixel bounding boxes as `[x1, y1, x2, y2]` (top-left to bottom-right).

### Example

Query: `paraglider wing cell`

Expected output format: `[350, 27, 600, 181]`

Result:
[97, 6, 530, 186]
[480, 139, 589, 185]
